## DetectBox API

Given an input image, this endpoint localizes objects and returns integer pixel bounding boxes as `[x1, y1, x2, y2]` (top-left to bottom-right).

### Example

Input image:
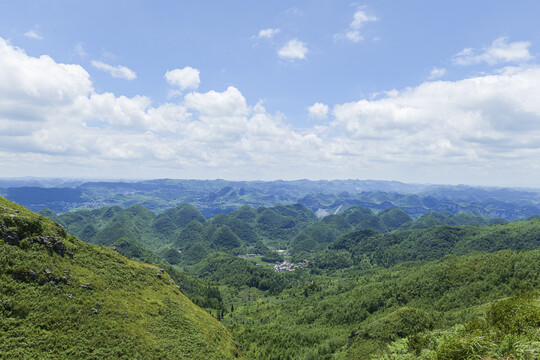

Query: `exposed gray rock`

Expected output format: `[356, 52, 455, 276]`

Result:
[3, 225, 19, 246]
[81, 283, 93, 290]
[27, 270, 38, 280]
[53, 240, 65, 257]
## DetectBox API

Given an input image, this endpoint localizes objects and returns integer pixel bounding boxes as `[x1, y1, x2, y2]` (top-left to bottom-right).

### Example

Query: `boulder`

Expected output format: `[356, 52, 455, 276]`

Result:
[2, 225, 19, 246]
[81, 283, 93, 290]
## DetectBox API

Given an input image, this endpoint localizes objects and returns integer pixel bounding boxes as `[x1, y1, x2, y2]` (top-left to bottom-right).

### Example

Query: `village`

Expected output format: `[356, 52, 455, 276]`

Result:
[238, 251, 308, 272]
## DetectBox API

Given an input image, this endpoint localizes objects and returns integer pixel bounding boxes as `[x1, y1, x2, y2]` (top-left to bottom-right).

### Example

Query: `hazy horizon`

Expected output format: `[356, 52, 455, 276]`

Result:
[2, 176, 540, 191]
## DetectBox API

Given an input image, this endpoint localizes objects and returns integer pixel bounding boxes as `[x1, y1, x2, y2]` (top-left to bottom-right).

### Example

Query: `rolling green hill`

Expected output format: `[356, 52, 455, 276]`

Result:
[42, 201, 536, 275]
[49, 203, 318, 265]
[0, 197, 241, 359]
[17, 195, 540, 359]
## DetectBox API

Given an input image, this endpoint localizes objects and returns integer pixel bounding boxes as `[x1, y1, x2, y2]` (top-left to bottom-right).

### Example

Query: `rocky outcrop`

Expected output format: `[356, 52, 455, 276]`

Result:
[2, 224, 19, 246]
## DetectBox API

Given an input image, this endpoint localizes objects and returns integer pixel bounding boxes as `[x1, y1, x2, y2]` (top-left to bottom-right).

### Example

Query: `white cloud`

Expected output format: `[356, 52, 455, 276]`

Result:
[165, 67, 200, 91]
[351, 10, 378, 28]
[453, 37, 532, 66]
[75, 42, 87, 58]
[278, 39, 308, 60]
[24, 30, 43, 40]
[344, 31, 364, 43]
[91, 60, 136, 80]
[0, 38, 92, 106]
[331, 65, 540, 175]
[308, 102, 329, 120]
[257, 28, 280, 39]
[0, 37, 324, 179]
[335, 9, 377, 43]
[428, 67, 446, 79]
[185, 86, 248, 118]
[285, 7, 303, 16]
[3, 36, 540, 185]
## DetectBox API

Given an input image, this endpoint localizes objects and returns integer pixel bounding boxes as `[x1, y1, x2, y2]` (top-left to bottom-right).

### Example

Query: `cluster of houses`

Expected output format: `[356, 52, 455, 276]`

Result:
[239, 251, 308, 272]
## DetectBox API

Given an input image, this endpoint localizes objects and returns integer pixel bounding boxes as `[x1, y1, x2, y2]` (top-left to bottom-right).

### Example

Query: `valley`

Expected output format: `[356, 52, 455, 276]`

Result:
[2, 180, 538, 359]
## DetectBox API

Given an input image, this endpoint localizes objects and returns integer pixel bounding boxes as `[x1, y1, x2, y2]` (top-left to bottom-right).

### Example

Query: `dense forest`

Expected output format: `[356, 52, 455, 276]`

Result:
[3, 190, 540, 359]
[31, 197, 540, 359]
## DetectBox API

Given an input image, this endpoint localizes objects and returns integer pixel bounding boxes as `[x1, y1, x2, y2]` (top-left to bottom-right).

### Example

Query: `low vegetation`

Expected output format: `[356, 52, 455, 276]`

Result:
[0, 197, 241, 359]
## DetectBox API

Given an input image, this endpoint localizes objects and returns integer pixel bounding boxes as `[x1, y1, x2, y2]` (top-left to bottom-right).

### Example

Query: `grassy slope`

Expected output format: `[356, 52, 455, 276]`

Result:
[0, 197, 241, 359]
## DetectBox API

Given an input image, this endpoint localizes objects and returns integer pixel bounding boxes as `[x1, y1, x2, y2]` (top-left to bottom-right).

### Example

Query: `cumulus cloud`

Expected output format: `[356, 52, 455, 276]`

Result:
[165, 67, 200, 91]
[331, 65, 540, 174]
[0, 38, 92, 106]
[257, 28, 280, 39]
[453, 37, 532, 66]
[91, 60, 137, 80]
[278, 39, 308, 60]
[0, 37, 324, 179]
[3, 36, 540, 184]
[308, 102, 329, 120]
[335, 9, 377, 43]
[24, 30, 43, 40]
[185, 86, 247, 117]
[428, 67, 446, 79]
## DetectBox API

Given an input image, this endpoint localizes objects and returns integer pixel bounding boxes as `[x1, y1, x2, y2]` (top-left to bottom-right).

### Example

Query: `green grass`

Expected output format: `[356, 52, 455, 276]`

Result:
[0, 197, 241, 359]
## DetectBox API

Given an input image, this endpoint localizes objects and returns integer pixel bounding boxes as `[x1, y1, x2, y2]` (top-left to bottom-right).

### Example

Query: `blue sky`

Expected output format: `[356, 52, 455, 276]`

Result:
[1, 1, 540, 186]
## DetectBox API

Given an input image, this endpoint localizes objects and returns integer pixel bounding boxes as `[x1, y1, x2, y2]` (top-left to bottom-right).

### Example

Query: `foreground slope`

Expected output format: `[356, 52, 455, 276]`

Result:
[0, 197, 240, 359]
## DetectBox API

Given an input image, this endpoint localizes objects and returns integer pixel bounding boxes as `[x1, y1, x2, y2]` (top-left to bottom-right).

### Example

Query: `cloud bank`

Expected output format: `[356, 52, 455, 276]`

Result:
[2, 37, 540, 185]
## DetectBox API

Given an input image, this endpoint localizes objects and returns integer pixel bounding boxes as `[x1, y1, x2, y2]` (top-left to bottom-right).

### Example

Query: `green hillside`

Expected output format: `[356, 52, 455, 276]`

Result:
[225, 251, 540, 359]
[44, 201, 538, 275]
[0, 197, 241, 359]
[50, 203, 318, 266]
[22, 196, 540, 359]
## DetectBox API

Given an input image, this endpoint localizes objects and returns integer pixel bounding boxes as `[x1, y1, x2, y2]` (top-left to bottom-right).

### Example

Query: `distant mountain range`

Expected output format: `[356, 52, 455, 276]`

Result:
[1, 178, 539, 220]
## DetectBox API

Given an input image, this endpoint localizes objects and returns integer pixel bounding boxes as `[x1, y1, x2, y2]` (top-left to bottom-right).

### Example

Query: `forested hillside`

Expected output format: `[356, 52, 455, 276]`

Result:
[9, 195, 540, 359]
[226, 251, 540, 359]
[45, 202, 536, 272]
[0, 197, 241, 359]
